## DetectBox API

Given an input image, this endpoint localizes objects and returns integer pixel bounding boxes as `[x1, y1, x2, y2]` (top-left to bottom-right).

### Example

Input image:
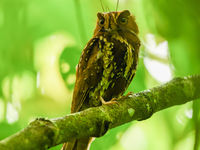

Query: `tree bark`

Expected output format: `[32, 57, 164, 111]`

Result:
[0, 75, 200, 150]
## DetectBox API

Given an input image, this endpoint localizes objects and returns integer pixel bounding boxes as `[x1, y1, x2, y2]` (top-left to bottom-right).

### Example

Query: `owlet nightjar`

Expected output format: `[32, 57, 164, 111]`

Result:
[62, 10, 140, 150]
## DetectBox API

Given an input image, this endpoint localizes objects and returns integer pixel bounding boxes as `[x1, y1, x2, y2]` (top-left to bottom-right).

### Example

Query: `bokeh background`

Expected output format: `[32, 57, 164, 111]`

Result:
[0, 0, 200, 150]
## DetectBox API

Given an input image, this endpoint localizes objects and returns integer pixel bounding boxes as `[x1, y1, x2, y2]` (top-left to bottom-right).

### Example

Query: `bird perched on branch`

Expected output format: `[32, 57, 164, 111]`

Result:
[62, 9, 140, 150]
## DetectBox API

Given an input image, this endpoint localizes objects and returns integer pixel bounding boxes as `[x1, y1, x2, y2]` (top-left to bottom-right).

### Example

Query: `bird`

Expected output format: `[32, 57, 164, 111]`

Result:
[62, 9, 140, 150]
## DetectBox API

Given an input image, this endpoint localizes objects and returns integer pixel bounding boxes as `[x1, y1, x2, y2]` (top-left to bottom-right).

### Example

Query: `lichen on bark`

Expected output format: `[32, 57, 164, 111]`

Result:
[0, 75, 200, 150]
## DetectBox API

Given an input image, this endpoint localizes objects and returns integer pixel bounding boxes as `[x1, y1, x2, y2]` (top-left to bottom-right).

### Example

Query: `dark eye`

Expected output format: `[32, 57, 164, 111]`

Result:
[99, 19, 105, 26]
[120, 17, 128, 24]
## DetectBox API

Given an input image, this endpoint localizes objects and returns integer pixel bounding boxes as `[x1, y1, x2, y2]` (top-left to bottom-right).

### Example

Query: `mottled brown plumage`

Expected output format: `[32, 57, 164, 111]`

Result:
[62, 10, 140, 150]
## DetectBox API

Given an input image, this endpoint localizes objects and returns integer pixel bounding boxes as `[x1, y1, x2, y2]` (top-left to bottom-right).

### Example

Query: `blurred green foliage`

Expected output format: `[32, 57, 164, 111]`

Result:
[0, 0, 200, 150]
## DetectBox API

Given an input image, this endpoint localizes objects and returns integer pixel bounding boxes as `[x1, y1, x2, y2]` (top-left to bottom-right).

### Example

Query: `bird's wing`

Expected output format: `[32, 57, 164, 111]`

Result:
[71, 38, 103, 113]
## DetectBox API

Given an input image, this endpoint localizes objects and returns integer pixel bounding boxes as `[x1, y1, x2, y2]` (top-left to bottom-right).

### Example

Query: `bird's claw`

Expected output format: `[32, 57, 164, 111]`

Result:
[100, 96, 119, 105]
[125, 92, 134, 97]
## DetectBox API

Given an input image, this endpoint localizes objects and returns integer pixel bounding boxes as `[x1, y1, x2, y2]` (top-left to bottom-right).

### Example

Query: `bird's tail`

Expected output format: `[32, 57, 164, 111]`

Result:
[61, 138, 93, 150]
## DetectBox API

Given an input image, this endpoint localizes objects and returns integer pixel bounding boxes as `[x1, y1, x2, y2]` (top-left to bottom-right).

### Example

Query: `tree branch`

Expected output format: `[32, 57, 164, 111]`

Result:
[0, 75, 200, 150]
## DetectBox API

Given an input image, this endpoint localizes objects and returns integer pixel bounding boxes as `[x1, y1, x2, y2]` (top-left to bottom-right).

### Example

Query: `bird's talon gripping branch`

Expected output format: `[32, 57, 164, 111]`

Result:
[62, 10, 140, 150]
[100, 96, 118, 105]
[125, 92, 134, 97]
[110, 97, 118, 101]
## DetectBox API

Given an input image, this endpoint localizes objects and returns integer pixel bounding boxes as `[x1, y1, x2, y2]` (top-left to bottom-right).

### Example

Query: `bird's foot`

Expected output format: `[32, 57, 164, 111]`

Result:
[125, 91, 134, 97]
[100, 96, 118, 105]
[120, 92, 134, 99]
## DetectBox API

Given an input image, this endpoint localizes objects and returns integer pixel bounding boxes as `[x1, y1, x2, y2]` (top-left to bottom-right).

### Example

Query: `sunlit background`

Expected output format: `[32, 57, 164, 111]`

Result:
[0, 0, 200, 149]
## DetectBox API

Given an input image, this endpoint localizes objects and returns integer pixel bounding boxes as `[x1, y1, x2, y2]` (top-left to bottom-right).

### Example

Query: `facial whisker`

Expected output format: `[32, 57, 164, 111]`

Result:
[100, 0, 105, 12]
[127, 29, 137, 37]
[121, 28, 138, 37]
[116, 0, 119, 12]
[106, 6, 110, 12]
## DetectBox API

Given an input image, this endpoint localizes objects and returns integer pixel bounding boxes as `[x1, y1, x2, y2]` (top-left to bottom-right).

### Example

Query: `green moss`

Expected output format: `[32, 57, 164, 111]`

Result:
[89, 128, 94, 132]
[128, 108, 135, 117]
[146, 103, 150, 112]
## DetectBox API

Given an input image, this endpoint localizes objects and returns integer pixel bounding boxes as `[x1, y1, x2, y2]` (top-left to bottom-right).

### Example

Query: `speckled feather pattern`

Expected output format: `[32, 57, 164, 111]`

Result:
[62, 10, 140, 150]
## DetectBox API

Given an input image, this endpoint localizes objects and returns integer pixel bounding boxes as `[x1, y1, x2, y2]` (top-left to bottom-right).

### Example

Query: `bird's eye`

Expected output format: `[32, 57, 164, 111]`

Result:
[120, 17, 128, 24]
[99, 19, 105, 26]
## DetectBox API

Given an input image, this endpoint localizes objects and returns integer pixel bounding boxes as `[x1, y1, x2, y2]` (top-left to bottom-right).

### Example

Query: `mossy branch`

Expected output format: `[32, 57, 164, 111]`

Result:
[0, 75, 200, 150]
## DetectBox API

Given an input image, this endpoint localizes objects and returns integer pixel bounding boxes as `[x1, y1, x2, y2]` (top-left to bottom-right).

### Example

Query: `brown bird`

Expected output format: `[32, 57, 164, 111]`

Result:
[62, 10, 140, 150]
